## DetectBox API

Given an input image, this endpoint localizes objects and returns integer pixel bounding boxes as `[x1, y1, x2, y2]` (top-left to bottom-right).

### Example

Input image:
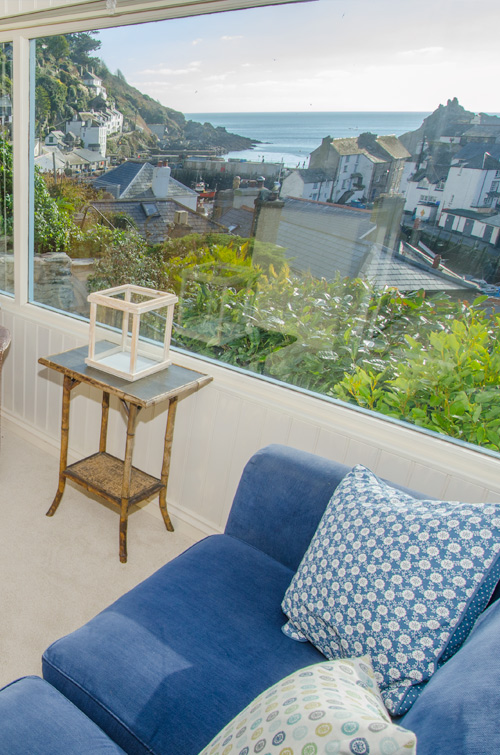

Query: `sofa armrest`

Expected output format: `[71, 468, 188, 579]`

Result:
[225, 444, 350, 572]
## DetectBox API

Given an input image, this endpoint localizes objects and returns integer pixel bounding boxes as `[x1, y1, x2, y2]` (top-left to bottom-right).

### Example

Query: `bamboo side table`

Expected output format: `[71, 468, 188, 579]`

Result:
[39, 342, 212, 563]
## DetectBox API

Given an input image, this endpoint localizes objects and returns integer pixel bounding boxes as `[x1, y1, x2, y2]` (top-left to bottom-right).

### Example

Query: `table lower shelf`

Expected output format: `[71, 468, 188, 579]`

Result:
[63, 452, 163, 508]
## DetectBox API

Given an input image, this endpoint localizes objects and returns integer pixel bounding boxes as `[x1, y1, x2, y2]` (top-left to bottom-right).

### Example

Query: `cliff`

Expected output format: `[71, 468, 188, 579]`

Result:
[35, 32, 255, 157]
[399, 98, 476, 159]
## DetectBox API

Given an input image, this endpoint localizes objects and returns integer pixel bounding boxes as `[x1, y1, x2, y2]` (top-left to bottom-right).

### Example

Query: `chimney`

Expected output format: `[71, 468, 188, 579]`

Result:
[174, 210, 189, 225]
[251, 190, 284, 243]
[152, 165, 171, 198]
[370, 194, 405, 252]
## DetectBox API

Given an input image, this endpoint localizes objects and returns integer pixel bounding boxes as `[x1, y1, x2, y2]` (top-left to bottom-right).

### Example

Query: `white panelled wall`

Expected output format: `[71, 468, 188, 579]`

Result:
[2, 304, 500, 543]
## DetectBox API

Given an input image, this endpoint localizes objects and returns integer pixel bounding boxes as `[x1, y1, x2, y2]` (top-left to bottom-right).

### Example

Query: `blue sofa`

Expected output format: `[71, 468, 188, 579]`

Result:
[1, 444, 499, 754]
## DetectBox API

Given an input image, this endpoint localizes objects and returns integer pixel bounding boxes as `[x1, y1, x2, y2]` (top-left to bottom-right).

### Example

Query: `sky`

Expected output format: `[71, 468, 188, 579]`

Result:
[95, 0, 500, 114]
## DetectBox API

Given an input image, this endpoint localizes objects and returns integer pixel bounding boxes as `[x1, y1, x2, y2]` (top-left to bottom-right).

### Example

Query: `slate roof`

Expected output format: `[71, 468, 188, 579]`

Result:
[94, 161, 197, 202]
[411, 163, 448, 183]
[330, 138, 367, 157]
[65, 151, 93, 167]
[462, 125, 500, 138]
[361, 244, 478, 293]
[329, 135, 409, 164]
[294, 168, 332, 183]
[374, 135, 411, 160]
[218, 206, 254, 237]
[453, 143, 500, 164]
[136, 178, 198, 202]
[441, 208, 500, 226]
[73, 148, 106, 164]
[94, 161, 145, 196]
[459, 154, 500, 171]
[89, 198, 225, 245]
[35, 151, 65, 172]
[274, 197, 475, 293]
[277, 198, 375, 279]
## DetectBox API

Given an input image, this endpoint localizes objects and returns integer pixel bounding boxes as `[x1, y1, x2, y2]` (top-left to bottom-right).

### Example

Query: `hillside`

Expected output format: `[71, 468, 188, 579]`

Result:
[35, 32, 256, 157]
[399, 98, 480, 162]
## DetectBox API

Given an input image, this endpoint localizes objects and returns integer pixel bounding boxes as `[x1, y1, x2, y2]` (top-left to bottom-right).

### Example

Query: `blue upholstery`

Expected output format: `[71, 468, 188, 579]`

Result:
[0, 442, 492, 755]
[43, 534, 325, 755]
[226, 444, 428, 571]
[226, 444, 351, 571]
[0, 676, 125, 754]
[401, 597, 500, 754]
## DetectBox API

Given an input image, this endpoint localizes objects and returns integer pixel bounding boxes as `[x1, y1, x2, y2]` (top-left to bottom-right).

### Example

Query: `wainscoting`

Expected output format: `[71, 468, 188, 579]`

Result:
[2, 304, 500, 541]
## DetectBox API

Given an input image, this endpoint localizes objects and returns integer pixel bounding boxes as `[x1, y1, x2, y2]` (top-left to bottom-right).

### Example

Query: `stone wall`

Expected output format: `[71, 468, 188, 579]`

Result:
[0, 253, 93, 317]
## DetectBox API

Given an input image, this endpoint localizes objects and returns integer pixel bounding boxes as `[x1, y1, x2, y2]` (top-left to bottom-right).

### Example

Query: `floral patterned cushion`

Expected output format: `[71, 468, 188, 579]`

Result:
[281, 465, 500, 716]
[199, 656, 416, 755]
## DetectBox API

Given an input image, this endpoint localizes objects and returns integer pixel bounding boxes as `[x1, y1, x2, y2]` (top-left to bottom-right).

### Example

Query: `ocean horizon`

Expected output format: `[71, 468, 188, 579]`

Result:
[186, 110, 431, 166]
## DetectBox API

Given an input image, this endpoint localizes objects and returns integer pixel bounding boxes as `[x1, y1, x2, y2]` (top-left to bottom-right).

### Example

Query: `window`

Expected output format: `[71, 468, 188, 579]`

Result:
[18, 0, 500, 457]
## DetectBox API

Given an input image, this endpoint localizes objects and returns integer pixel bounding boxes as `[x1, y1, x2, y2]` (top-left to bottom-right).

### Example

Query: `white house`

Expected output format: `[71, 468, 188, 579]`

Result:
[308, 134, 410, 205]
[66, 113, 107, 156]
[440, 154, 500, 214]
[329, 151, 379, 205]
[401, 162, 446, 218]
[96, 108, 123, 136]
[83, 70, 107, 101]
[280, 169, 333, 202]
[44, 130, 65, 148]
[438, 208, 500, 246]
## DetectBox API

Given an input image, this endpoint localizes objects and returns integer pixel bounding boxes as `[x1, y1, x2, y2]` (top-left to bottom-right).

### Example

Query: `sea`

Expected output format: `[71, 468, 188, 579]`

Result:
[186, 111, 431, 168]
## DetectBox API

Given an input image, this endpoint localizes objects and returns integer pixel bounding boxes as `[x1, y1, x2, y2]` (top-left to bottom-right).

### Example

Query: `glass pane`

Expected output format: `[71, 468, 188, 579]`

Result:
[0, 42, 13, 295]
[29, 2, 500, 454]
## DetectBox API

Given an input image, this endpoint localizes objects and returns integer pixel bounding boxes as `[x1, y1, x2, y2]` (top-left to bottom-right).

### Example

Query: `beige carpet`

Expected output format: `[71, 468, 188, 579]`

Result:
[0, 421, 196, 688]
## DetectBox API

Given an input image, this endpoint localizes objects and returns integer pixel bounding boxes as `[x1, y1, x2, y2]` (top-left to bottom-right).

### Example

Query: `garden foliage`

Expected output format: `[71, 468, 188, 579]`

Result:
[87, 230, 500, 452]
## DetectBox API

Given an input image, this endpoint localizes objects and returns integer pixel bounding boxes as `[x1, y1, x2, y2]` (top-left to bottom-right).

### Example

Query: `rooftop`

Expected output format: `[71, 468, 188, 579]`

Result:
[94, 162, 197, 201]
[89, 197, 225, 243]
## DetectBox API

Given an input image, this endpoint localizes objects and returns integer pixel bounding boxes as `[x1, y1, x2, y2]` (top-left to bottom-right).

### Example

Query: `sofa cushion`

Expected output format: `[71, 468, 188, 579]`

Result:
[42, 534, 325, 755]
[401, 596, 500, 754]
[281, 464, 500, 717]
[200, 656, 416, 755]
[0, 676, 125, 753]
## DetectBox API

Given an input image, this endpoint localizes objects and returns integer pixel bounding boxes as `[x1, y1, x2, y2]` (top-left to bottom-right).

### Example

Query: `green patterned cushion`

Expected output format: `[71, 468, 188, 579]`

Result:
[199, 656, 416, 755]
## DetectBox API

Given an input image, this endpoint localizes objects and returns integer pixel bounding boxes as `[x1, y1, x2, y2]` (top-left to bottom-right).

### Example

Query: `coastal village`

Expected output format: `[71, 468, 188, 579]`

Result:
[10, 41, 499, 311]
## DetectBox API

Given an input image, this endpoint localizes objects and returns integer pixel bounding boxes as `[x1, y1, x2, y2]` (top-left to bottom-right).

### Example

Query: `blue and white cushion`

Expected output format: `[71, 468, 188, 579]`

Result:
[281, 464, 500, 716]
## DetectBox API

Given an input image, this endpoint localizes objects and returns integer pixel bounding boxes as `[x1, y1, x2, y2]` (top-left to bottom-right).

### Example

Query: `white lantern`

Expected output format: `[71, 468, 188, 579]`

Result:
[86, 284, 178, 381]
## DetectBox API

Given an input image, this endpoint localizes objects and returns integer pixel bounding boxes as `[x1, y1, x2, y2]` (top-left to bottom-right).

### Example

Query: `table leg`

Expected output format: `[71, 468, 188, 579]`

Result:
[158, 397, 178, 532]
[47, 374, 78, 517]
[119, 402, 139, 563]
[99, 392, 110, 453]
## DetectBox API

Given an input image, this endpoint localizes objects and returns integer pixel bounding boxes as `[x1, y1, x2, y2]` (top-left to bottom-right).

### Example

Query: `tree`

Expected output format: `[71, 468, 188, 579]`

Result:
[33, 169, 74, 255]
[66, 32, 101, 66]
[35, 85, 51, 133]
[44, 36, 70, 63]
[35, 73, 68, 125]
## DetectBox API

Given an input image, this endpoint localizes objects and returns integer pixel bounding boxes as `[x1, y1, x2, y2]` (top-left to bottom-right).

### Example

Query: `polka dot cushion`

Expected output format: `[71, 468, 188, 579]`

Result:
[281, 465, 500, 717]
[199, 656, 416, 755]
